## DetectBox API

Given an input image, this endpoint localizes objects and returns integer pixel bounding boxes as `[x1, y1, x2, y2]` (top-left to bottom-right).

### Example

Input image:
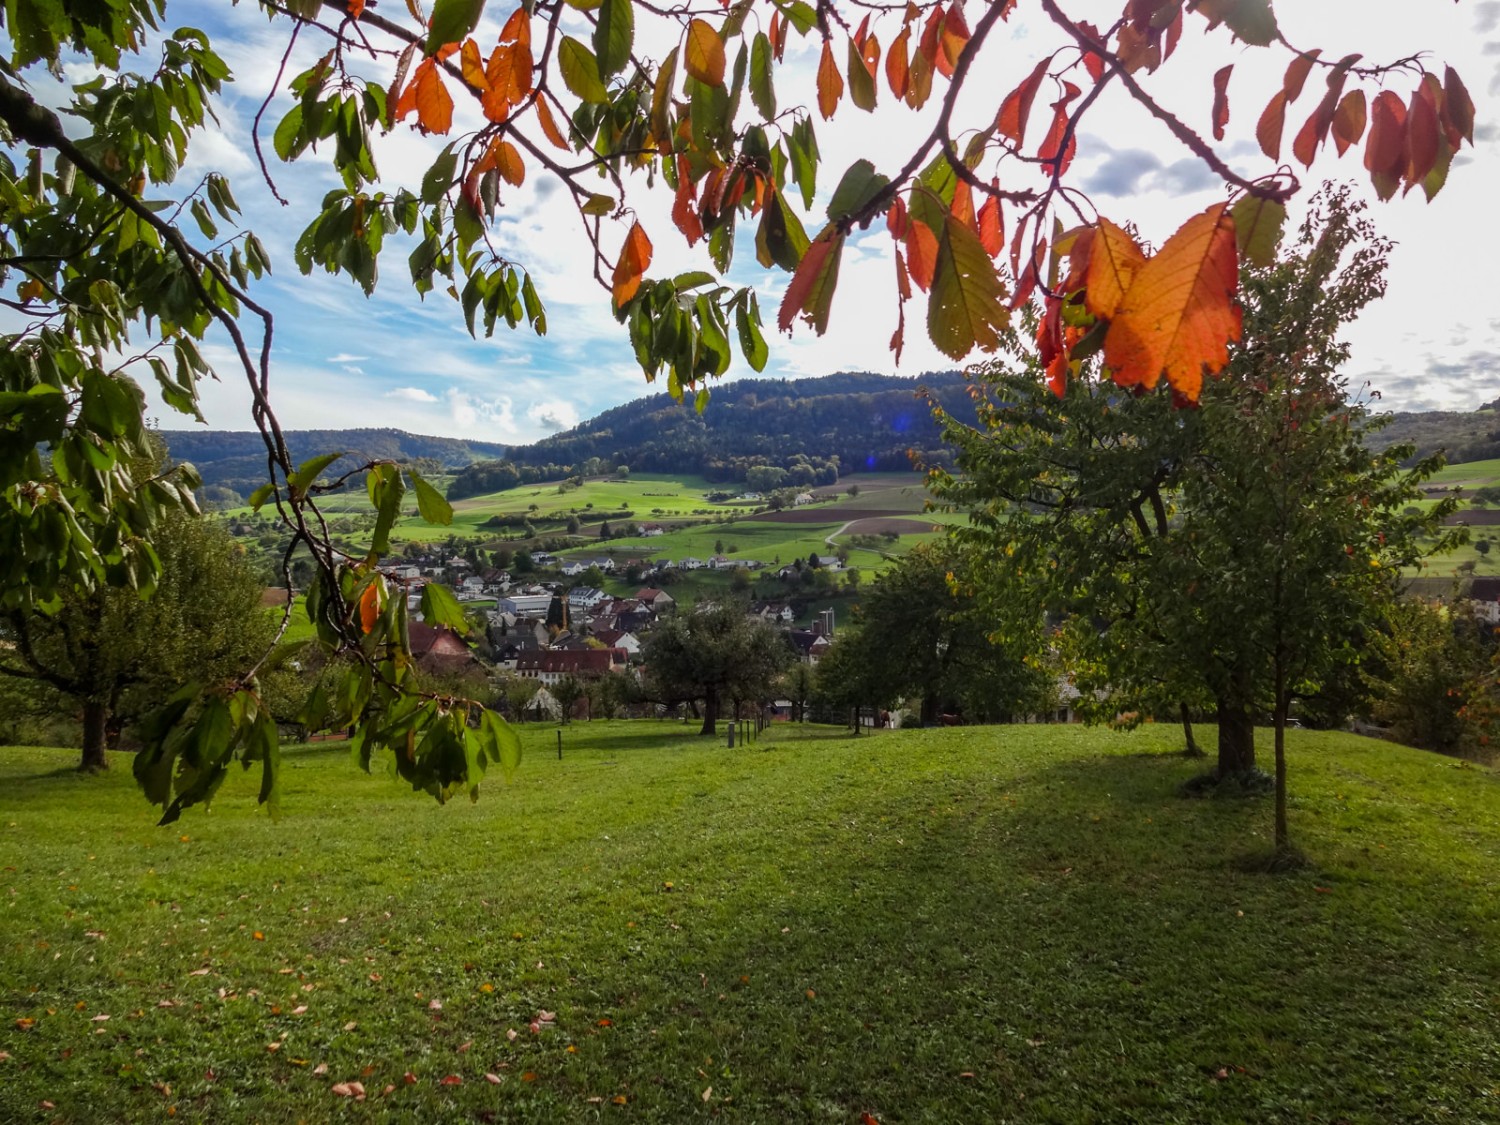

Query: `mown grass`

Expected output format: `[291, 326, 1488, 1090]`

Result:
[3, 723, 1500, 1123]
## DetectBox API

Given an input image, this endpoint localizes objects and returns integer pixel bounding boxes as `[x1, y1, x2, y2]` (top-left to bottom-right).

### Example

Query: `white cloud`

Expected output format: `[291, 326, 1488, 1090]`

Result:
[386, 387, 438, 402]
[528, 400, 580, 432]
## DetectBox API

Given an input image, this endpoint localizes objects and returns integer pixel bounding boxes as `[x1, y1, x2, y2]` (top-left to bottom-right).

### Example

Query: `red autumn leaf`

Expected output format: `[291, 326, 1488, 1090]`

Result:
[1364, 90, 1407, 200]
[672, 168, 704, 246]
[918, 7, 943, 71]
[886, 196, 908, 239]
[1036, 82, 1080, 175]
[886, 27, 910, 100]
[1442, 65, 1474, 145]
[611, 221, 653, 307]
[1056, 225, 1094, 293]
[894, 247, 912, 301]
[976, 192, 1003, 258]
[905, 218, 938, 291]
[1405, 84, 1441, 189]
[768, 11, 786, 61]
[1077, 20, 1106, 82]
[777, 230, 844, 335]
[348, 0, 366, 17]
[1009, 237, 1044, 311]
[1330, 90, 1366, 156]
[817, 40, 844, 119]
[1282, 49, 1320, 101]
[439, 1074, 463, 1086]
[1211, 64, 1232, 142]
[1103, 201, 1241, 402]
[996, 56, 1050, 147]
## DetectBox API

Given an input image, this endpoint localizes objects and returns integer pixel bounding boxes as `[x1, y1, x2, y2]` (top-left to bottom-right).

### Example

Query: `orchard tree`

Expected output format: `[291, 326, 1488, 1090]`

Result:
[0, 0, 1478, 816]
[936, 190, 1460, 853]
[643, 603, 790, 734]
[0, 508, 275, 774]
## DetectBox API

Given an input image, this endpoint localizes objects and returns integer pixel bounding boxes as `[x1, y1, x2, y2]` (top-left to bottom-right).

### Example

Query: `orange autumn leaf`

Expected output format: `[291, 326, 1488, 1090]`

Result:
[1256, 90, 1287, 160]
[1404, 83, 1441, 189]
[1085, 217, 1146, 320]
[1330, 89, 1366, 155]
[611, 221, 653, 307]
[1102, 201, 1241, 402]
[358, 582, 381, 634]
[817, 40, 844, 119]
[905, 218, 938, 291]
[1036, 81, 1080, 175]
[348, 0, 366, 17]
[500, 6, 531, 47]
[949, 178, 976, 232]
[460, 39, 487, 90]
[494, 140, 525, 187]
[886, 27, 910, 100]
[395, 58, 454, 134]
[534, 96, 570, 151]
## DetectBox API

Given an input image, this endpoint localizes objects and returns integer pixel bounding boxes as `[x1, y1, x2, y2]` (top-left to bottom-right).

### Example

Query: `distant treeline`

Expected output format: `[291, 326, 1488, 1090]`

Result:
[447, 371, 973, 498]
[1371, 399, 1500, 465]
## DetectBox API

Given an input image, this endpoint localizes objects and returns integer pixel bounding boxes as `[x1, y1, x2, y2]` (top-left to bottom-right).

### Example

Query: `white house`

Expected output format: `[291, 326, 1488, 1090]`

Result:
[680, 557, 706, 570]
[498, 592, 554, 616]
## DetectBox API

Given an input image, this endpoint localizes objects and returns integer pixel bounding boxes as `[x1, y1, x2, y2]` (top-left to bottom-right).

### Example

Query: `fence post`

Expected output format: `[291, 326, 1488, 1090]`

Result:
[557, 729, 562, 760]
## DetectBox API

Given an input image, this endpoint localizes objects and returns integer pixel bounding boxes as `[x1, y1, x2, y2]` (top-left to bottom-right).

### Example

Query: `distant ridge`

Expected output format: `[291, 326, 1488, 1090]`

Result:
[162, 427, 509, 497]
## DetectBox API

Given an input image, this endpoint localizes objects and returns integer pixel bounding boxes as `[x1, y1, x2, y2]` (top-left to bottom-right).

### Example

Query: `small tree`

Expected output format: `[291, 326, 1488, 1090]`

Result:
[643, 605, 791, 736]
[551, 676, 587, 724]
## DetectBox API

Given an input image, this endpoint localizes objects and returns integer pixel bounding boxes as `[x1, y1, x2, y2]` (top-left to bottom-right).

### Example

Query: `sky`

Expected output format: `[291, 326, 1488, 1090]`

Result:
[38, 0, 1500, 443]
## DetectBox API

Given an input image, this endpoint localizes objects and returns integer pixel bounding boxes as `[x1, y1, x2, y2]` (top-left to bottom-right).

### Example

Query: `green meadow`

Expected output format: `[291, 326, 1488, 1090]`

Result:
[4, 723, 1499, 1122]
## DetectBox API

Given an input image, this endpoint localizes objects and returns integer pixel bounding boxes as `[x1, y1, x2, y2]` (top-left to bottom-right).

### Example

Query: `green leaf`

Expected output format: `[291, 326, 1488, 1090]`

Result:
[826, 159, 890, 224]
[847, 37, 877, 113]
[673, 271, 719, 291]
[1230, 193, 1286, 268]
[288, 451, 345, 496]
[248, 482, 275, 512]
[426, 0, 486, 56]
[593, 0, 634, 78]
[779, 0, 818, 34]
[559, 37, 609, 103]
[927, 213, 1009, 360]
[481, 709, 522, 778]
[1196, 0, 1278, 46]
[755, 190, 809, 272]
[581, 192, 615, 215]
[420, 582, 468, 632]
[409, 469, 454, 525]
[749, 32, 776, 120]
[736, 292, 769, 371]
[367, 461, 406, 559]
[421, 146, 459, 206]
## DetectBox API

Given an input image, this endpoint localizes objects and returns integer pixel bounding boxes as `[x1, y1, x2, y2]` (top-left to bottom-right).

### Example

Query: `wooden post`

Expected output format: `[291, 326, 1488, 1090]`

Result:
[556, 730, 563, 760]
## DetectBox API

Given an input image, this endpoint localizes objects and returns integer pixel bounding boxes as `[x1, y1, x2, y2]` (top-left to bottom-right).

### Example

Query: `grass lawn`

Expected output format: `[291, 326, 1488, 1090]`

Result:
[3, 723, 1499, 1122]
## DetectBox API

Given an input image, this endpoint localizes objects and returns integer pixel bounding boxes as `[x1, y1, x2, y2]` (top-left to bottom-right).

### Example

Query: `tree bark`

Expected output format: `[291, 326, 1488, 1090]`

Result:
[80, 699, 109, 772]
[699, 691, 719, 737]
[1274, 686, 1290, 854]
[1215, 698, 1256, 776]
[1179, 702, 1204, 757]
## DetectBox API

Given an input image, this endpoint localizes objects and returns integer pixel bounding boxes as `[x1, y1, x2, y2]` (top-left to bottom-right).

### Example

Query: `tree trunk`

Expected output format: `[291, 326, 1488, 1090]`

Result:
[1179, 702, 1204, 758]
[699, 691, 719, 737]
[1274, 691, 1290, 855]
[1215, 697, 1256, 776]
[920, 694, 937, 727]
[80, 699, 110, 772]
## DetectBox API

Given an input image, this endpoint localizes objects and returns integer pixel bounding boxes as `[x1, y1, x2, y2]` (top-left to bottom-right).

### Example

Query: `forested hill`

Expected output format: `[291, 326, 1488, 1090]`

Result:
[1369, 400, 1500, 464]
[489, 371, 976, 488]
[162, 428, 508, 498]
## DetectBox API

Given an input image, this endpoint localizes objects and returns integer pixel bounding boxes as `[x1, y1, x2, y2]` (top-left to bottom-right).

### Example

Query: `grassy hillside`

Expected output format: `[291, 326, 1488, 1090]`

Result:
[4, 723, 1498, 1123]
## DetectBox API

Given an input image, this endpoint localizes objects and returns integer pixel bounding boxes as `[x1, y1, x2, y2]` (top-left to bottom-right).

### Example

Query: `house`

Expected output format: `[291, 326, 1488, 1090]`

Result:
[709, 555, 733, 569]
[568, 586, 608, 612]
[635, 588, 676, 612]
[639, 524, 665, 537]
[460, 574, 487, 593]
[680, 557, 706, 570]
[514, 648, 628, 685]
[786, 629, 832, 665]
[592, 629, 641, 656]
[753, 601, 795, 624]
[498, 592, 555, 616]
[560, 560, 588, 577]
[408, 622, 480, 675]
[489, 633, 543, 669]
[793, 492, 815, 506]
[816, 555, 844, 571]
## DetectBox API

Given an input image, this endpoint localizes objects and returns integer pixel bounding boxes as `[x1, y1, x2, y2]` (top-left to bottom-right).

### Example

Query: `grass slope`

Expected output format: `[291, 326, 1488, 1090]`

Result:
[3, 724, 1499, 1123]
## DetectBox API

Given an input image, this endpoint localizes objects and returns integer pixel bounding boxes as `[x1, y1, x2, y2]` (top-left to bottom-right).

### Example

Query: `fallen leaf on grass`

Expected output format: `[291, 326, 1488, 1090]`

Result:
[188, 968, 210, 977]
[458, 1040, 472, 1053]
[368, 973, 382, 982]
[612, 1095, 628, 1105]
[381, 1084, 395, 1096]
[15, 1018, 34, 1030]
[40, 1101, 55, 1110]
[567, 1045, 578, 1054]
[702, 1086, 713, 1102]
[252, 932, 265, 941]
[156, 1000, 177, 1009]
[292, 1006, 307, 1015]
[506, 1028, 518, 1042]
[861, 1115, 880, 1125]
[537, 1009, 556, 1022]
[597, 1018, 612, 1027]
[403, 1072, 417, 1084]
[805, 989, 816, 1000]
[343, 1021, 357, 1031]
[428, 999, 443, 1011]
[485, 1073, 502, 1085]
[90, 1014, 110, 1022]
[331, 1081, 366, 1098]
[1314, 886, 1333, 894]
[266, 1042, 281, 1053]
[440, 1074, 463, 1086]
[479, 983, 494, 993]
[959, 1071, 976, 1078]
[0, 1050, 10, 1061]
[522, 1072, 538, 1083]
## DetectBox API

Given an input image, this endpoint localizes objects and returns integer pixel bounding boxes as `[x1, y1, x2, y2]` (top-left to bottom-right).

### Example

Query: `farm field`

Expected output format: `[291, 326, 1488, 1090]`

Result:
[3, 723, 1499, 1122]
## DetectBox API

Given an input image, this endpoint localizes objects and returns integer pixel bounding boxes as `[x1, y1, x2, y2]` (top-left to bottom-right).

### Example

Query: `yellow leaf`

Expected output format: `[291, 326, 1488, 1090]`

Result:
[684, 19, 725, 86]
